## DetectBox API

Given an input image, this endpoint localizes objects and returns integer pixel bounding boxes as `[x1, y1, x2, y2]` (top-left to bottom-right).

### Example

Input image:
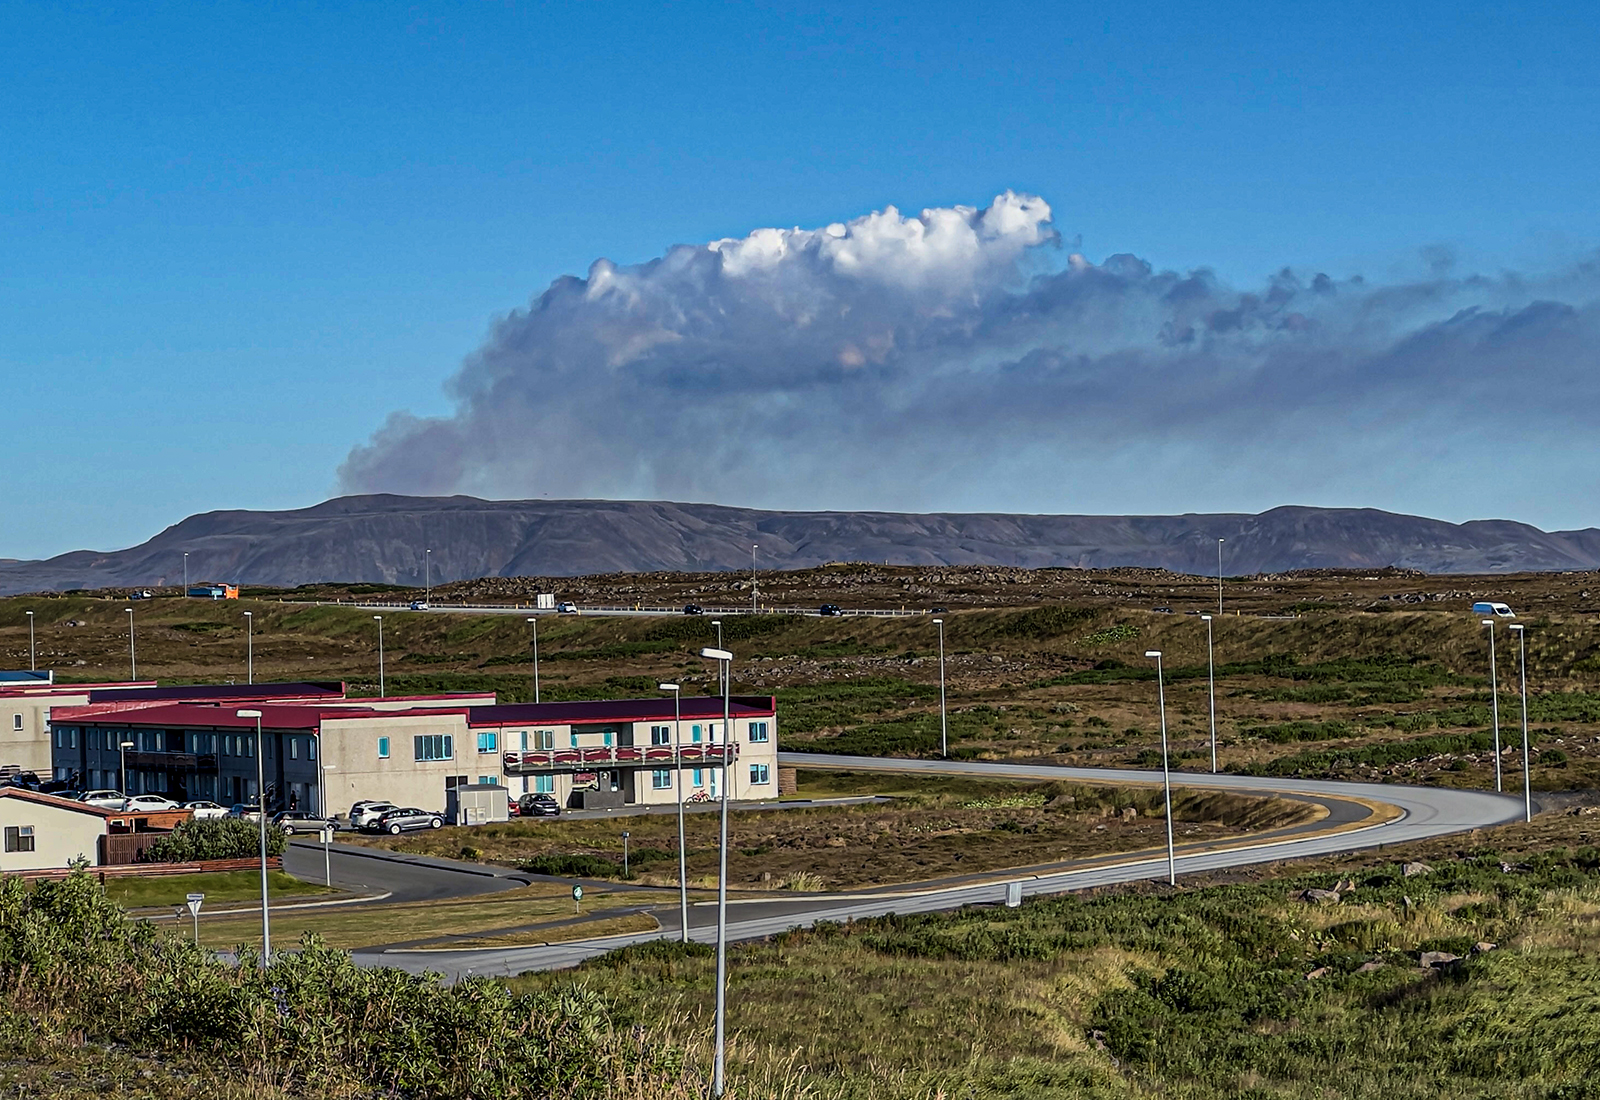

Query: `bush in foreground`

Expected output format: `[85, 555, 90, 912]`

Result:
[144, 816, 288, 862]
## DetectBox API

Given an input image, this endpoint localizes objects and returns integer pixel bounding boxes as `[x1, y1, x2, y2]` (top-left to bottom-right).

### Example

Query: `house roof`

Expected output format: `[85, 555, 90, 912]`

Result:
[0, 787, 121, 819]
[86, 681, 346, 704]
[467, 695, 777, 727]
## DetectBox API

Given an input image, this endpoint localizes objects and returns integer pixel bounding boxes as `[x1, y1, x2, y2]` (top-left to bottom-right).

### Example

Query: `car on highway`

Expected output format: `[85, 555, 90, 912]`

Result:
[123, 794, 179, 812]
[517, 792, 561, 817]
[348, 800, 399, 829]
[80, 789, 126, 809]
[819, 603, 843, 616]
[557, 601, 579, 614]
[1472, 601, 1516, 618]
[273, 810, 334, 835]
[182, 799, 229, 820]
[409, 600, 431, 611]
[367, 806, 444, 834]
[682, 604, 703, 615]
[129, 589, 154, 600]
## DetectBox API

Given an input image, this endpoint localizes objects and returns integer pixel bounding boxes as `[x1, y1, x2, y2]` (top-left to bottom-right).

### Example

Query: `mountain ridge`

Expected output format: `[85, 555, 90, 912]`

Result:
[2, 495, 1597, 595]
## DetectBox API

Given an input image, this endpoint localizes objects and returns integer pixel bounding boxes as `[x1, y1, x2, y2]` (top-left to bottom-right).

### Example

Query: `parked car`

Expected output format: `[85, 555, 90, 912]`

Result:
[273, 810, 334, 835]
[557, 601, 579, 614]
[819, 604, 843, 616]
[507, 795, 521, 818]
[80, 789, 126, 809]
[348, 800, 399, 829]
[123, 794, 179, 812]
[183, 799, 229, 820]
[517, 792, 562, 817]
[682, 604, 704, 615]
[368, 807, 444, 834]
[228, 803, 264, 823]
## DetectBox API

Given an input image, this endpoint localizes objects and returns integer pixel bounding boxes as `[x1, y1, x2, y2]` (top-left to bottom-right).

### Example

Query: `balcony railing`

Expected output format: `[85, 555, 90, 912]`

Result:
[502, 744, 738, 774]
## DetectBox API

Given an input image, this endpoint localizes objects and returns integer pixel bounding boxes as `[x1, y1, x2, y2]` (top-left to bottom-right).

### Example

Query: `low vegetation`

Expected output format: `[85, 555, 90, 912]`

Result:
[144, 816, 288, 862]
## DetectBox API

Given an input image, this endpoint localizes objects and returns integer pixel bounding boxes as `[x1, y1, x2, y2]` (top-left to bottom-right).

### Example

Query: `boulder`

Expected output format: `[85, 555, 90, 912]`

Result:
[1473, 941, 1497, 954]
[1356, 960, 1386, 973]
[1299, 888, 1342, 905]
[1305, 967, 1331, 980]
[1420, 951, 1462, 969]
[1401, 861, 1433, 878]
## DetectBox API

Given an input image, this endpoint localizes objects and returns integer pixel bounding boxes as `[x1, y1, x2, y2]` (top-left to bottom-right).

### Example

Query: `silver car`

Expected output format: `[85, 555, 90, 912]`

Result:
[123, 794, 179, 812]
[348, 801, 398, 829]
[183, 800, 229, 820]
[368, 807, 443, 834]
[80, 789, 126, 809]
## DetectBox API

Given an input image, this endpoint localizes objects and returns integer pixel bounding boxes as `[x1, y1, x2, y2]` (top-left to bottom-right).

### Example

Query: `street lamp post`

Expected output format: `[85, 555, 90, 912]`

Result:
[125, 607, 136, 680]
[425, 548, 431, 605]
[698, 644, 735, 1098]
[712, 620, 725, 696]
[244, 611, 253, 685]
[623, 830, 631, 878]
[525, 618, 541, 703]
[118, 739, 134, 797]
[659, 682, 689, 942]
[25, 611, 34, 671]
[1216, 538, 1225, 616]
[183, 552, 188, 595]
[236, 708, 271, 961]
[1483, 619, 1503, 793]
[933, 618, 948, 757]
[373, 616, 385, 698]
[1145, 650, 1177, 887]
[751, 544, 758, 614]
[1509, 623, 1532, 822]
[1201, 614, 1217, 773]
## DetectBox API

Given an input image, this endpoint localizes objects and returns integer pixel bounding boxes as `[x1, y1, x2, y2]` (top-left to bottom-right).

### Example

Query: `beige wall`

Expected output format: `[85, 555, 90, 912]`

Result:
[2, 692, 92, 775]
[0, 797, 105, 872]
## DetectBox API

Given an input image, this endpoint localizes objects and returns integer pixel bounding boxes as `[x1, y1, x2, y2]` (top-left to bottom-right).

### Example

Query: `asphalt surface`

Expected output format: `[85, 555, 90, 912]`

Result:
[349, 752, 1526, 982]
[283, 839, 531, 903]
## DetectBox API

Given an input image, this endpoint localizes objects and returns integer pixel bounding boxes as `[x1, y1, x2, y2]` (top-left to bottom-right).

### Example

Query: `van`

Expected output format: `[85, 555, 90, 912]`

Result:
[1472, 602, 1515, 618]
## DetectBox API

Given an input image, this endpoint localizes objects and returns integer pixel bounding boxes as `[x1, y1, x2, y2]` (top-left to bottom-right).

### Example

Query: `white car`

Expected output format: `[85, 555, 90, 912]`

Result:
[348, 800, 399, 829]
[123, 794, 179, 812]
[557, 601, 579, 614]
[183, 799, 229, 820]
[80, 789, 126, 809]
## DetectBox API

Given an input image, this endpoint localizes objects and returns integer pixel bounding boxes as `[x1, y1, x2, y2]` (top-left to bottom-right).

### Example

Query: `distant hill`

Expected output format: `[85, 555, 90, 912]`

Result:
[2, 495, 1598, 595]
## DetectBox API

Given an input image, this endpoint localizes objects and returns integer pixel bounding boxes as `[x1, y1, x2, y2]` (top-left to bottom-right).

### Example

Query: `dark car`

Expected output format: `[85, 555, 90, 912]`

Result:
[682, 604, 703, 615]
[819, 604, 843, 617]
[517, 792, 561, 817]
[368, 807, 444, 834]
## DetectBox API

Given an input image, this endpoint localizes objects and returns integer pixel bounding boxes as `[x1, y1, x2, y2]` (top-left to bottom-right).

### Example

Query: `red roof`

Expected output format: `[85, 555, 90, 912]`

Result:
[468, 695, 777, 728]
[0, 787, 121, 819]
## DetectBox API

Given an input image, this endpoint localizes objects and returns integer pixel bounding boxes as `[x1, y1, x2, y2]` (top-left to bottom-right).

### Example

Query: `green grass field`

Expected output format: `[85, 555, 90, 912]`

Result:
[103, 869, 330, 909]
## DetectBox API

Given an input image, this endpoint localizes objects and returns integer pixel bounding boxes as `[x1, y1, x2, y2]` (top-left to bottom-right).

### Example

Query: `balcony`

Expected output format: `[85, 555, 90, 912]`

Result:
[502, 744, 738, 775]
[121, 751, 218, 771]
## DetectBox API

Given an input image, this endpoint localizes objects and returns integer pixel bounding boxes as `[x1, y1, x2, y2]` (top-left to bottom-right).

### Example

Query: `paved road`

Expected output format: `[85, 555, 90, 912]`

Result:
[283, 839, 532, 903]
[357, 753, 1526, 982]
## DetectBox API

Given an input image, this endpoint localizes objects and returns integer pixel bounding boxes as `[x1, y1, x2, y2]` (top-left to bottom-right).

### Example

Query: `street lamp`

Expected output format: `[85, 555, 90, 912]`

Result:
[659, 682, 689, 942]
[525, 617, 541, 703]
[236, 708, 271, 962]
[1483, 619, 1503, 793]
[1201, 614, 1217, 773]
[183, 552, 188, 595]
[1509, 623, 1532, 822]
[623, 830, 631, 878]
[425, 548, 431, 605]
[1216, 538, 1225, 616]
[751, 544, 758, 614]
[118, 739, 134, 797]
[25, 611, 34, 671]
[1144, 650, 1177, 887]
[711, 620, 725, 696]
[244, 611, 253, 685]
[373, 616, 385, 698]
[933, 618, 948, 757]
[697, 644, 735, 1098]
[125, 607, 136, 680]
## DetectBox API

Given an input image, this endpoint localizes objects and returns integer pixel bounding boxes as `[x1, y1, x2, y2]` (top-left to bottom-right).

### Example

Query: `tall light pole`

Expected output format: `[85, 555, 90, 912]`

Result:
[712, 620, 725, 697]
[933, 618, 948, 757]
[751, 544, 758, 614]
[25, 611, 34, 671]
[236, 709, 270, 961]
[660, 682, 688, 942]
[1145, 650, 1177, 887]
[1509, 623, 1532, 822]
[373, 615, 385, 698]
[1216, 538, 1225, 616]
[118, 739, 134, 796]
[183, 552, 188, 595]
[698, 644, 735, 1098]
[244, 611, 254, 685]
[1201, 614, 1217, 773]
[125, 607, 136, 680]
[425, 548, 431, 605]
[525, 617, 541, 703]
[1483, 619, 1503, 793]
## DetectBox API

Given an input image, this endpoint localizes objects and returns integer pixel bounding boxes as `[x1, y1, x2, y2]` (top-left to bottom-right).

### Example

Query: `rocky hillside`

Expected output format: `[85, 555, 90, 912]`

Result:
[3, 495, 1598, 594]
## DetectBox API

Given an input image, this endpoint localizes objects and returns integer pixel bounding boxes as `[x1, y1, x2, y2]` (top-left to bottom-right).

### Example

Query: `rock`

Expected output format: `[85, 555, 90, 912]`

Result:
[825, 837, 847, 848]
[1420, 951, 1462, 969]
[1299, 888, 1342, 905]
[1121, 807, 1138, 821]
[1401, 861, 1433, 877]
[1356, 960, 1385, 973]
[1473, 941, 1497, 954]
[1305, 967, 1331, 980]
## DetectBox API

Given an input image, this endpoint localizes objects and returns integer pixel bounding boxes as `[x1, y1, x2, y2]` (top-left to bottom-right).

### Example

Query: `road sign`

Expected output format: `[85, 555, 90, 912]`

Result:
[572, 883, 583, 913]
[186, 892, 204, 917]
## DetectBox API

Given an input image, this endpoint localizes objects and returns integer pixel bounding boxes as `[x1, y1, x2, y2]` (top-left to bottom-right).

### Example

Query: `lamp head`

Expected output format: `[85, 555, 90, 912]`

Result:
[1481, 619, 1495, 627]
[372, 615, 382, 621]
[235, 709, 262, 719]
[932, 618, 943, 625]
[700, 646, 733, 661]
[119, 740, 134, 749]
[526, 617, 536, 623]
[658, 682, 680, 692]
[1145, 650, 1162, 659]
[1201, 614, 1212, 621]
[1509, 623, 1525, 632]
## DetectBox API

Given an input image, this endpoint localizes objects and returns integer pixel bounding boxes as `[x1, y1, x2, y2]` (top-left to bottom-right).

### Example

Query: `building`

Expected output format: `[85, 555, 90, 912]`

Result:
[49, 694, 780, 817]
[2, 676, 159, 776]
[0, 787, 115, 872]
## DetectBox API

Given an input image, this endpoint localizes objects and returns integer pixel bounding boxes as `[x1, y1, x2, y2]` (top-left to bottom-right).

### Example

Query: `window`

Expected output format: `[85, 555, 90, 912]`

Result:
[750, 763, 770, 785]
[308, 739, 316, 761]
[534, 774, 554, 794]
[444, 774, 468, 789]
[478, 775, 496, 786]
[477, 731, 498, 754]
[748, 721, 769, 744]
[378, 737, 390, 759]
[414, 734, 453, 762]
[11, 714, 20, 732]
[602, 729, 614, 748]
[4, 826, 35, 853]
[534, 729, 555, 750]
[651, 768, 672, 789]
[691, 724, 703, 744]
[290, 739, 299, 760]
[650, 725, 672, 746]
[570, 731, 580, 748]
[692, 768, 704, 786]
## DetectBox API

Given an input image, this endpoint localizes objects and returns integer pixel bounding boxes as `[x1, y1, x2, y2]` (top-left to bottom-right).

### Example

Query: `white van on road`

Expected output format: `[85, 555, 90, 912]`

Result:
[1472, 602, 1516, 618]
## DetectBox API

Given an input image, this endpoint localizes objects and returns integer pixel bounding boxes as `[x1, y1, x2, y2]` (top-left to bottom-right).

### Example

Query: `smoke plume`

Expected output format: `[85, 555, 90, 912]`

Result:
[339, 193, 1600, 525]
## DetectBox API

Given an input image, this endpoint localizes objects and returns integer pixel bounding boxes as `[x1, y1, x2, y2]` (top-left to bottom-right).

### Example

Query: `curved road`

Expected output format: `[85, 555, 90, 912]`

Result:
[357, 752, 1527, 982]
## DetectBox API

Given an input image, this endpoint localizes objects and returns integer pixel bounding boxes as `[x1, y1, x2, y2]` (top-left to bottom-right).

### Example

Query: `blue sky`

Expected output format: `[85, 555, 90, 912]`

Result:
[5, 1, 1599, 558]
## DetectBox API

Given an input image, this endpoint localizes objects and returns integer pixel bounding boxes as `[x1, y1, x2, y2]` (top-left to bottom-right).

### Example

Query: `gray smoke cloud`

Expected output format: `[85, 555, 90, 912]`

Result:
[339, 193, 1600, 525]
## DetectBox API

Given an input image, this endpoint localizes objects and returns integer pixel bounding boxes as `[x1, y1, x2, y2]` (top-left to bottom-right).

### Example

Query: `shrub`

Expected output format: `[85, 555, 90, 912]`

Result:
[143, 818, 286, 863]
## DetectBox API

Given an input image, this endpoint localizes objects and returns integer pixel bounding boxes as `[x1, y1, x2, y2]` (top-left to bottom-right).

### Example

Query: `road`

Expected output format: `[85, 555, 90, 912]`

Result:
[352, 752, 1527, 982]
[281, 600, 922, 619]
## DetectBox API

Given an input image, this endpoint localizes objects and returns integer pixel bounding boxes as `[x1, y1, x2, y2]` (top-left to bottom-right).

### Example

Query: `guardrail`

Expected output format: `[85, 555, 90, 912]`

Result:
[279, 600, 929, 617]
[502, 744, 738, 774]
